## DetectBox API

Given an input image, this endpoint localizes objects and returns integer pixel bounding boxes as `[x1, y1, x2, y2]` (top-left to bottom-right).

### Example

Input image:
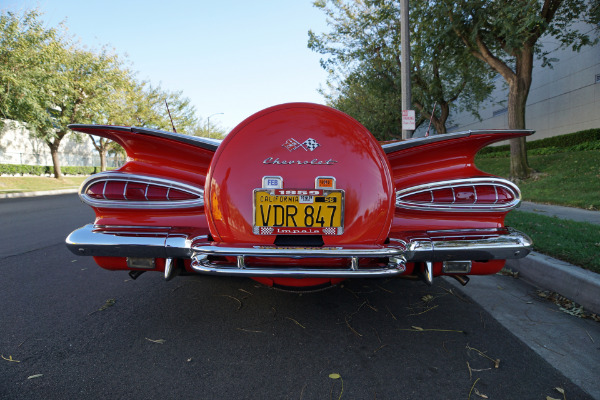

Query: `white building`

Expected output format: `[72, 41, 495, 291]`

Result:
[434, 23, 600, 142]
[0, 120, 118, 168]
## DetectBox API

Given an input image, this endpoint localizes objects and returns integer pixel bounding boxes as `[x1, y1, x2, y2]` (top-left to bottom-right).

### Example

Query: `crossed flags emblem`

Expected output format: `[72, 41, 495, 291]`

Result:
[282, 138, 320, 152]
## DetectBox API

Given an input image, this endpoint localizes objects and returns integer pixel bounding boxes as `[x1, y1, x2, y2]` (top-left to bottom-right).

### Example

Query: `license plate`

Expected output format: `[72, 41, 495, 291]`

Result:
[253, 189, 344, 235]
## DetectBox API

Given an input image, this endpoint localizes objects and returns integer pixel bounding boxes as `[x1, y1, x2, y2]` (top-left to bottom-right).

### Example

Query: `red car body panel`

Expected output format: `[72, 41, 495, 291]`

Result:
[67, 103, 533, 289]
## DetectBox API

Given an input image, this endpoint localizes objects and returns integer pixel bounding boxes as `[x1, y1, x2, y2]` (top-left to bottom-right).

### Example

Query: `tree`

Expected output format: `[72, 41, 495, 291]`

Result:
[442, 0, 597, 180]
[322, 67, 408, 140]
[47, 48, 130, 178]
[0, 9, 203, 175]
[0, 10, 63, 136]
[308, 0, 495, 139]
[0, 10, 130, 178]
[92, 80, 201, 171]
[190, 119, 227, 139]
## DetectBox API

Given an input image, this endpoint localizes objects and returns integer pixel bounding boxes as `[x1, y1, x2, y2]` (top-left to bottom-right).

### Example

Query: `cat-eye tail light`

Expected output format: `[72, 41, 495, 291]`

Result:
[396, 178, 520, 212]
[80, 173, 203, 209]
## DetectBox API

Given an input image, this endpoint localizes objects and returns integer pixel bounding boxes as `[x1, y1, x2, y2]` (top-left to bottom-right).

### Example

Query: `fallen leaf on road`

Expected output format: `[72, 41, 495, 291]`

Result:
[27, 374, 43, 379]
[145, 338, 166, 344]
[1, 355, 20, 363]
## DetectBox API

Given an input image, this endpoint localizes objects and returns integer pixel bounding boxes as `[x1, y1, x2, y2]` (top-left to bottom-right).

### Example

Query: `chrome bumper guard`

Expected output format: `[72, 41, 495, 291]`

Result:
[66, 225, 532, 278]
[190, 242, 407, 278]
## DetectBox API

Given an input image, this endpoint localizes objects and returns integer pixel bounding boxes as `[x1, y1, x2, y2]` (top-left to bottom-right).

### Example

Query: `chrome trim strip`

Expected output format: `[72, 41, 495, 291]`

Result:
[190, 257, 407, 278]
[164, 258, 174, 280]
[383, 132, 469, 153]
[424, 262, 433, 285]
[405, 228, 533, 262]
[66, 225, 532, 277]
[131, 126, 222, 151]
[191, 243, 405, 258]
[79, 172, 204, 209]
[65, 224, 194, 258]
[382, 129, 534, 153]
[68, 124, 222, 151]
[395, 177, 521, 212]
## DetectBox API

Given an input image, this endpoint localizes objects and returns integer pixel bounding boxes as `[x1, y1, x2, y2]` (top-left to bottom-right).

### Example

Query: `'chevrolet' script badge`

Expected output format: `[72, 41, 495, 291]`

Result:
[282, 138, 320, 152]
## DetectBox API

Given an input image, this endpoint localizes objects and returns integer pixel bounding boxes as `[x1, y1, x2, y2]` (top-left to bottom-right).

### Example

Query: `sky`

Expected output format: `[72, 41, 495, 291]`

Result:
[1, 0, 332, 131]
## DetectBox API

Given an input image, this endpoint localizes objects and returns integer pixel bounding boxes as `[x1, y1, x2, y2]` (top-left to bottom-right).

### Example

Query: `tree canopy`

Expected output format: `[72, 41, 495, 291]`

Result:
[0, 9, 203, 177]
[310, 0, 597, 179]
[309, 0, 495, 139]
[441, 0, 597, 179]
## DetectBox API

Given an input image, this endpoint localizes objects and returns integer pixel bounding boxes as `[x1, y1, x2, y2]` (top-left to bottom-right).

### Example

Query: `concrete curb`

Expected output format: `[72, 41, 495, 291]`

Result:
[506, 252, 600, 315]
[0, 188, 78, 199]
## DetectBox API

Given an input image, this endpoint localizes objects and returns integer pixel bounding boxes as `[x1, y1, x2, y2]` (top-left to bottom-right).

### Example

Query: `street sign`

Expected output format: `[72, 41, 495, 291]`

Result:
[402, 110, 415, 130]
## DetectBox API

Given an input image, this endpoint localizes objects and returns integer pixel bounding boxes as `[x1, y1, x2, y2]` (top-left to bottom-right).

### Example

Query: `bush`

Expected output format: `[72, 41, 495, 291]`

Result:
[0, 164, 98, 176]
[478, 128, 600, 157]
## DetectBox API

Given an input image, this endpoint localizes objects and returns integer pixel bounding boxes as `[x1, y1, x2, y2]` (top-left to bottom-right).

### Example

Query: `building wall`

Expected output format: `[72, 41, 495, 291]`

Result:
[0, 119, 120, 167]
[440, 23, 600, 143]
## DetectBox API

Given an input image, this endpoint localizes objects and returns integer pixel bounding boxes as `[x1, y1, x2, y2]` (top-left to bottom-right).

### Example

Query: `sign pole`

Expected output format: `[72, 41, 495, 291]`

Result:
[400, 0, 412, 139]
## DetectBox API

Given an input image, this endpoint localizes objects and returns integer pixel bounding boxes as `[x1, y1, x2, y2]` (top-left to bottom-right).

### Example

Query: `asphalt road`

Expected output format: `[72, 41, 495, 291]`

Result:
[0, 194, 594, 399]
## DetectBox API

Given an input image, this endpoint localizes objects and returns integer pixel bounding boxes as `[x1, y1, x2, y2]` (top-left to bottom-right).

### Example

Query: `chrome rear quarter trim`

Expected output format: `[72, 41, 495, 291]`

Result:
[403, 228, 533, 262]
[65, 224, 194, 258]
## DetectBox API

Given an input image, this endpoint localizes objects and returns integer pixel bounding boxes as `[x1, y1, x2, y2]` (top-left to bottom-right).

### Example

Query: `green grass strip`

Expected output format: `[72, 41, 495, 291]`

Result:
[476, 150, 600, 210]
[0, 176, 87, 192]
[506, 210, 600, 273]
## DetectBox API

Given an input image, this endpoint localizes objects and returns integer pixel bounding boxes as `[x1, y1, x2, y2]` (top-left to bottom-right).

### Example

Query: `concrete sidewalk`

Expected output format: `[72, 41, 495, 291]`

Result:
[519, 201, 600, 225]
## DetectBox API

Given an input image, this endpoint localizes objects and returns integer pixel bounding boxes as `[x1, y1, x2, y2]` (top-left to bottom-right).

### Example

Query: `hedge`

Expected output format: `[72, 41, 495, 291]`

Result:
[478, 128, 600, 157]
[0, 164, 100, 176]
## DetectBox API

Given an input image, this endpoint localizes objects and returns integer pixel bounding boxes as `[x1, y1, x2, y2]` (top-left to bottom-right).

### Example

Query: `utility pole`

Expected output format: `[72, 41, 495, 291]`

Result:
[207, 112, 224, 138]
[400, 0, 413, 139]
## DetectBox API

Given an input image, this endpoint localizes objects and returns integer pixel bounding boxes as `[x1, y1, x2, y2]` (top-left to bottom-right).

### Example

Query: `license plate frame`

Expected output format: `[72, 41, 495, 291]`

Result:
[253, 189, 344, 235]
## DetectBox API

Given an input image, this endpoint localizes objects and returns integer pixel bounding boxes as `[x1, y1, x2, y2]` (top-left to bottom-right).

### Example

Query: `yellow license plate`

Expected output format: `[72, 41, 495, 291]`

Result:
[253, 189, 344, 235]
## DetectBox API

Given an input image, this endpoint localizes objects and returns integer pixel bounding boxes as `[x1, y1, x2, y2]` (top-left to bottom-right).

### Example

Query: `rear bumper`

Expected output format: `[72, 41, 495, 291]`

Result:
[66, 224, 532, 278]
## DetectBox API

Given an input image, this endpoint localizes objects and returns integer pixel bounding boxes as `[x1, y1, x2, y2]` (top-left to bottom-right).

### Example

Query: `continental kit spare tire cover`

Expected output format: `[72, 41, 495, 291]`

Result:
[205, 103, 395, 247]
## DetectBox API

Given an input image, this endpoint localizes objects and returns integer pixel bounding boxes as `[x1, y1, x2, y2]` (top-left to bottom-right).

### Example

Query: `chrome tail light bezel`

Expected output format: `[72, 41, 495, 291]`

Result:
[79, 172, 204, 209]
[396, 177, 521, 212]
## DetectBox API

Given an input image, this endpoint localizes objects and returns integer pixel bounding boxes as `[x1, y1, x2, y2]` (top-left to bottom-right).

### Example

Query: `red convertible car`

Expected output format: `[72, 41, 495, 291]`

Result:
[66, 103, 532, 290]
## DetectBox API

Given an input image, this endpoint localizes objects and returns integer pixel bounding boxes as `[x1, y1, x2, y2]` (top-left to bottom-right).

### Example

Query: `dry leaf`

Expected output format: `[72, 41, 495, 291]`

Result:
[99, 299, 116, 311]
[27, 374, 43, 379]
[286, 317, 306, 329]
[422, 295, 434, 303]
[145, 338, 166, 344]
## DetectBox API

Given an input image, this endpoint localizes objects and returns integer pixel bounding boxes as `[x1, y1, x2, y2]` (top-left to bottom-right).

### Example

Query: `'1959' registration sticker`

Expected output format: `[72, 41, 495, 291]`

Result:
[253, 189, 344, 235]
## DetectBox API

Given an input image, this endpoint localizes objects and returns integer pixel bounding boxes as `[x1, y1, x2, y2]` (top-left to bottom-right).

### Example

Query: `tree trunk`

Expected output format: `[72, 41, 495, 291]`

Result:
[432, 118, 446, 134]
[507, 47, 535, 181]
[100, 149, 107, 172]
[50, 142, 62, 179]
